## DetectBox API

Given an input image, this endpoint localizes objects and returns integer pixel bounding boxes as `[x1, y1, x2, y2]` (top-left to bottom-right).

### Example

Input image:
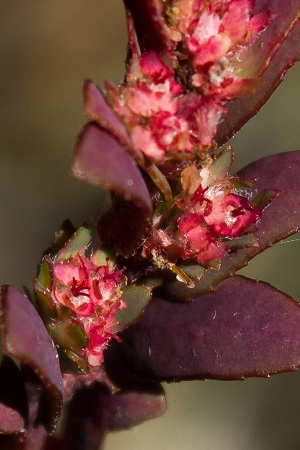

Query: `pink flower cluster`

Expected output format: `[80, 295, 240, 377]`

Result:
[107, 51, 190, 162]
[52, 252, 126, 366]
[169, 0, 270, 94]
[105, 0, 270, 164]
[144, 163, 259, 267]
[176, 165, 259, 264]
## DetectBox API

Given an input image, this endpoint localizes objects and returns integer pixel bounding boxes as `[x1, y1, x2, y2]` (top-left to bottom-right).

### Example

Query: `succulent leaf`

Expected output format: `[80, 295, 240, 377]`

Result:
[0, 286, 64, 432]
[72, 123, 153, 215]
[114, 285, 152, 331]
[105, 276, 300, 382]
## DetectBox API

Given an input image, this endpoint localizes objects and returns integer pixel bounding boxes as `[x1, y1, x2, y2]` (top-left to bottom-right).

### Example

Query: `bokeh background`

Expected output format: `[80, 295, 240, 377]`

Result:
[1, 2, 300, 449]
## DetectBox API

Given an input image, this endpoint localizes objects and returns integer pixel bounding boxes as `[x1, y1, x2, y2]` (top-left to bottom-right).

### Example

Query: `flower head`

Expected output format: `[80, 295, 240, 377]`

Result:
[142, 148, 263, 272]
[175, 165, 260, 265]
[103, 1, 270, 166]
[33, 225, 127, 369]
[51, 251, 126, 366]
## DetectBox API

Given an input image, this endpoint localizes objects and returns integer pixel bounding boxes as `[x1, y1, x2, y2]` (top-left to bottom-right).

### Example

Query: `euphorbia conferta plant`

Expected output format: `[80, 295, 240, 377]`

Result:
[1, 1, 300, 448]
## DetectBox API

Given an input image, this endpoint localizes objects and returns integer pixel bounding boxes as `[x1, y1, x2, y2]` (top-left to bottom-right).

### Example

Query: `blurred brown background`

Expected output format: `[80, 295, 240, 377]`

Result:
[1, 2, 300, 449]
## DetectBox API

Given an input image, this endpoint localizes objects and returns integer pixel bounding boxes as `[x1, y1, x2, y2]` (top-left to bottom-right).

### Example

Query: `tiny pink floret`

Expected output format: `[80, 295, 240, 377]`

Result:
[175, 170, 260, 264]
[52, 253, 126, 366]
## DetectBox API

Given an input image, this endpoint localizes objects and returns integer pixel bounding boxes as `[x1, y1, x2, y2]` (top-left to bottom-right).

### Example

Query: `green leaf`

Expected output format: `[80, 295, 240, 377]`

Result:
[91, 246, 115, 266]
[33, 256, 56, 320]
[177, 262, 206, 281]
[114, 286, 152, 331]
[224, 234, 258, 251]
[56, 226, 91, 262]
[229, 177, 255, 189]
[58, 348, 88, 374]
[47, 219, 77, 258]
[33, 287, 56, 321]
[204, 146, 233, 187]
[48, 319, 88, 354]
[251, 189, 279, 210]
[139, 277, 164, 290]
[36, 256, 52, 290]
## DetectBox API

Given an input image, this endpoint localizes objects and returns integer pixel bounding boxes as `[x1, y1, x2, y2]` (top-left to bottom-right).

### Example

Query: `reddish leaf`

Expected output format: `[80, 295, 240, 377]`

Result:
[107, 386, 166, 431]
[83, 80, 149, 171]
[45, 384, 109, 450]
[0, 403, 24, 436]
[82, 82, 173, 200]
[105, 276, 300, 382]
[217, 1, 300, 144]
[83, 80, 131, 149]
[0, 286, 64, 432]
[123, 0, 174, 53]
[163, 151, 300, 300]
[97, 194, 151, 256]
[45, 383, 165, 449]
[0, 357, 27, 434]
[22, 383, 49, 450]
[250, 2, 300, 72]
[72, 123, 152, 215]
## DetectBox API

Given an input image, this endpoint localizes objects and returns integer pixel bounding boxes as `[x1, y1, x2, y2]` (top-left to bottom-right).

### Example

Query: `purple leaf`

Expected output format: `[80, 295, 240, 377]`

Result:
[107, 386, 166, 431]
[216, 1, 300, 144]
[22, 383, 49, 450]
[45, 384, 109, 450]
[244, 1, 300, 77]
[72, 123, 152, 215]
[123, 0, 174, 53]
[83, 80, 131, 150]
[105, 276, 300, 382]
[82, 82, 173, 200]
[0, 286, 64, 432]
[163, 151, 300, 300]
[0, 357, 27, 434]
[45, 382, 165, 450]
[97, 194, 151, 256]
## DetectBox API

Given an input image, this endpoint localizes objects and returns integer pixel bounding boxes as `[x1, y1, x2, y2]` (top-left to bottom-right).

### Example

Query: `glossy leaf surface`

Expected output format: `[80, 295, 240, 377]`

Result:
[163, 151, 300, 300]
[217, 1, 300, 144]
[0, 286, 64, 432]
[72, 123, 152, 215]
[105, 276, 300, 382]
